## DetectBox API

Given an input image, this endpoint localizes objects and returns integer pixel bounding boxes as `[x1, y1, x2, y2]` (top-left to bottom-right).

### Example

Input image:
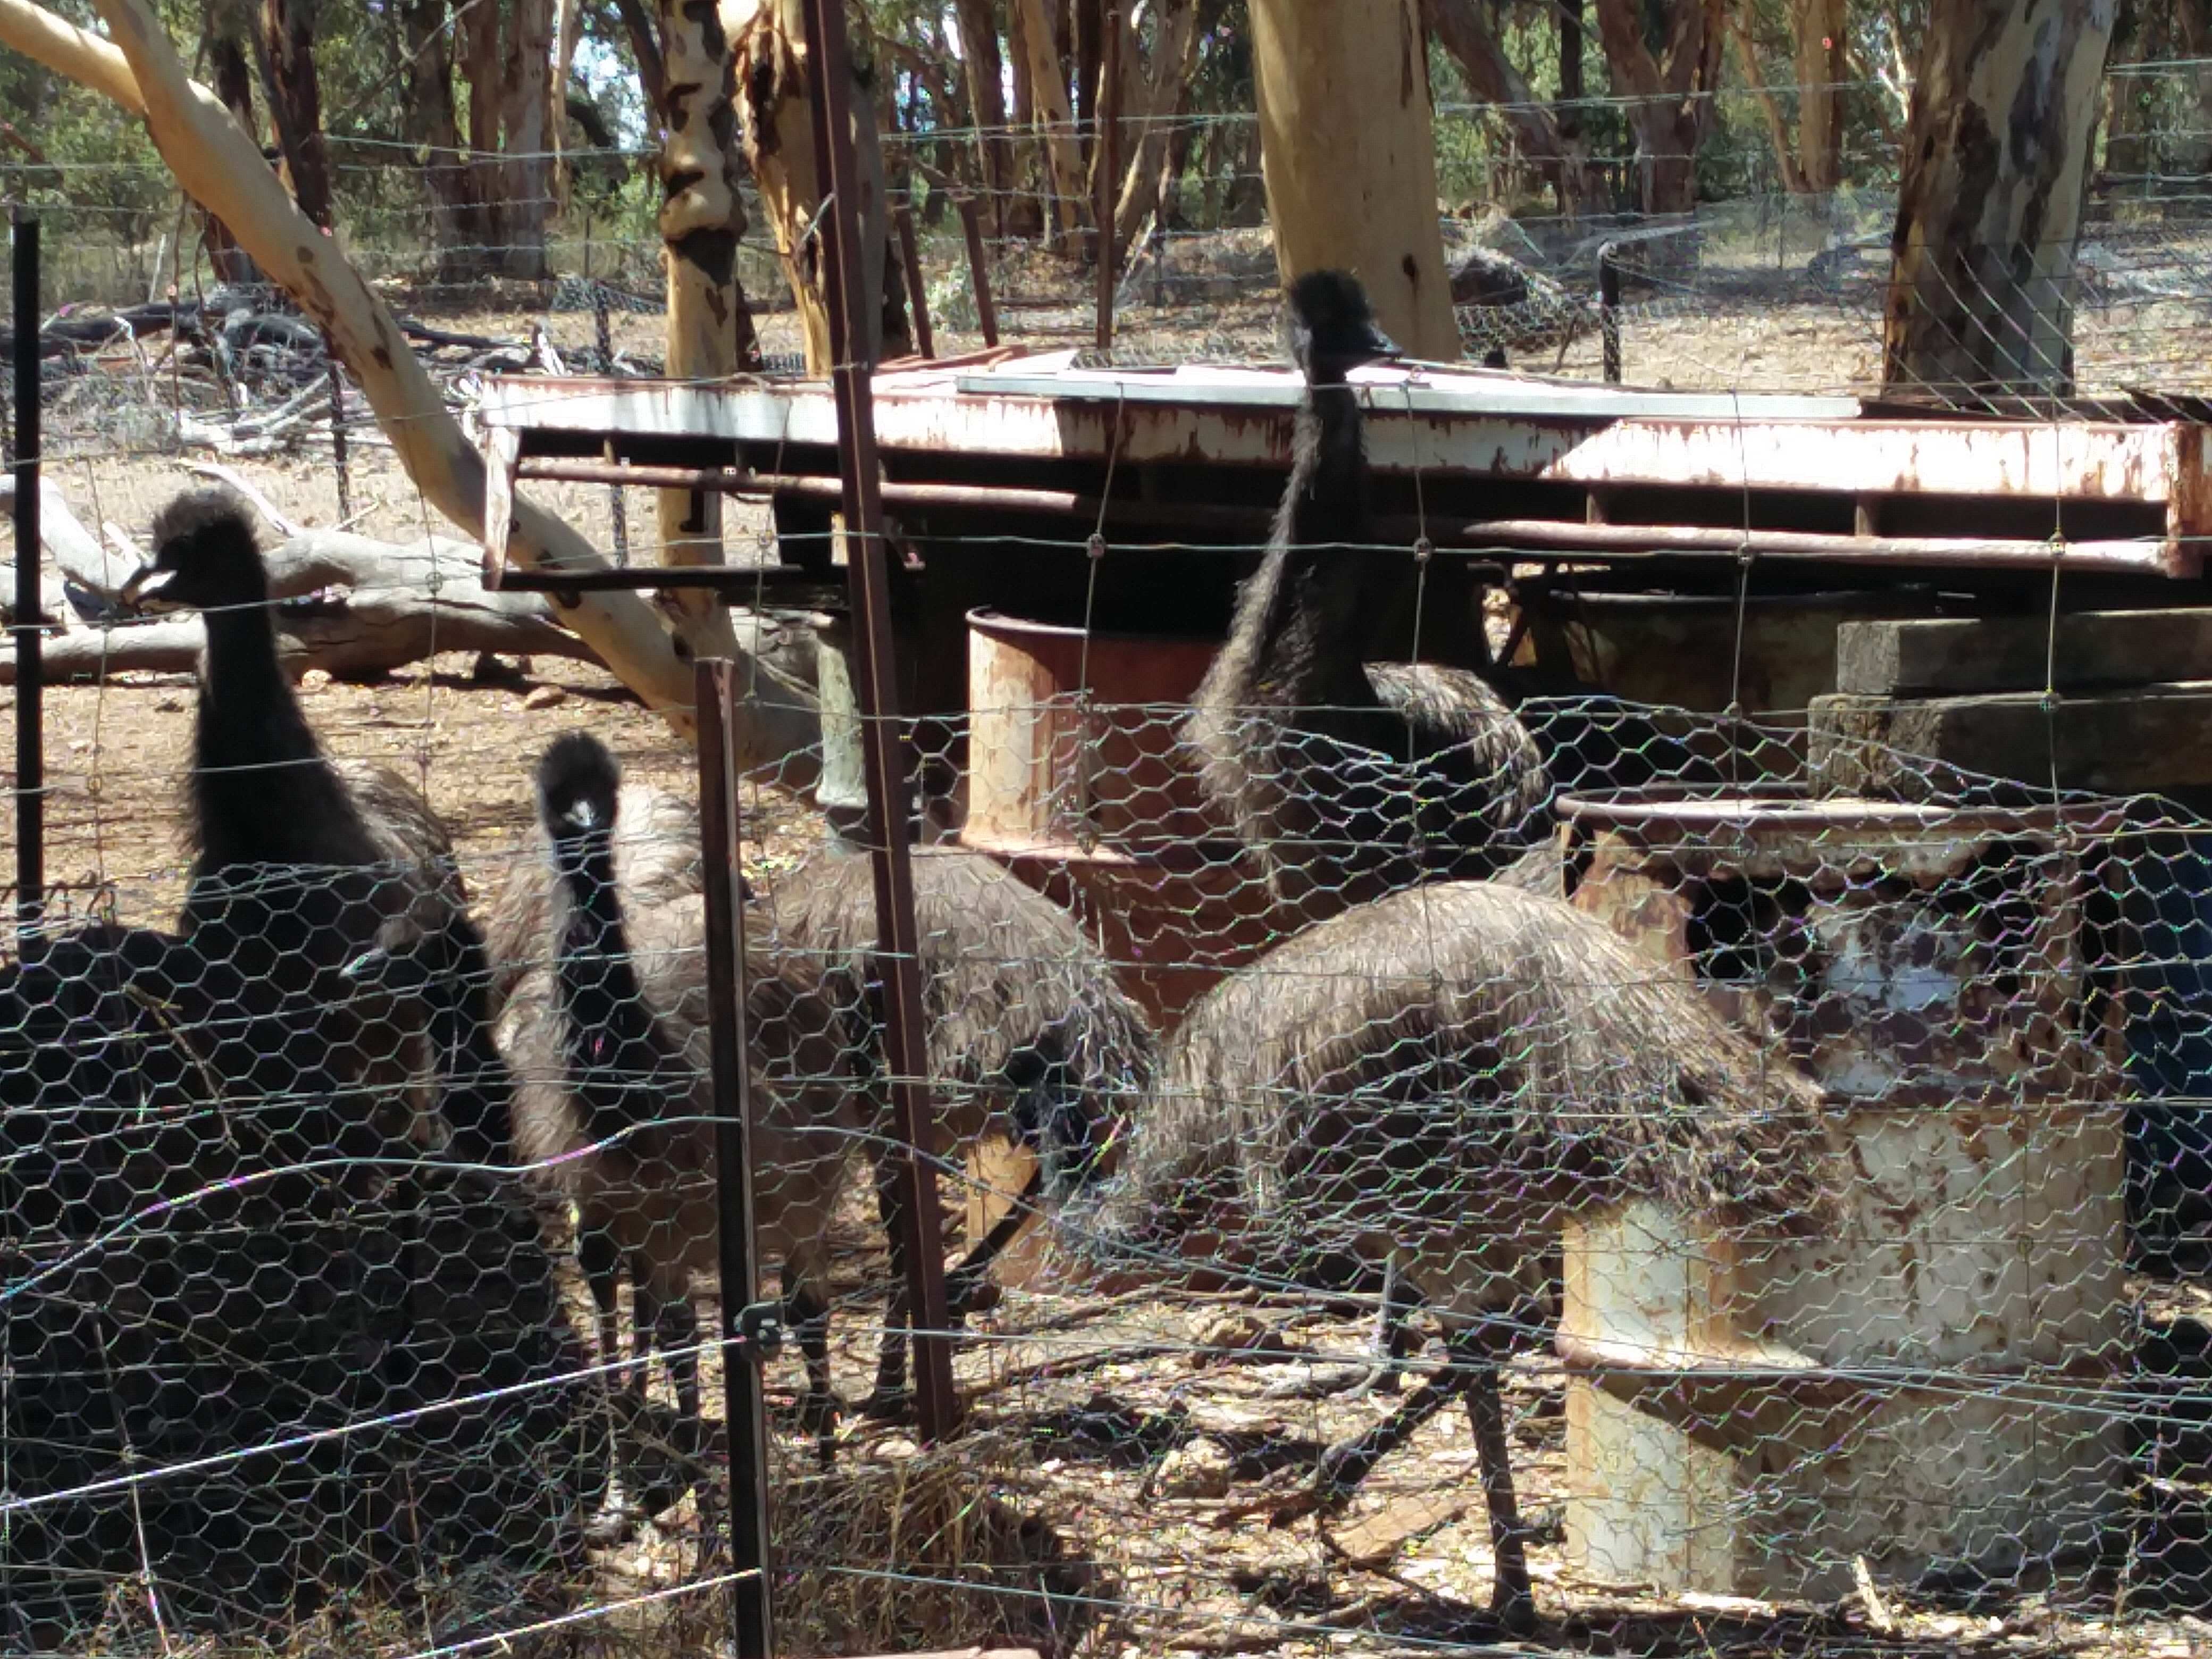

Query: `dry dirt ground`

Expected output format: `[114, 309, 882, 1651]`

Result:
[7, 281, 2212, 1659]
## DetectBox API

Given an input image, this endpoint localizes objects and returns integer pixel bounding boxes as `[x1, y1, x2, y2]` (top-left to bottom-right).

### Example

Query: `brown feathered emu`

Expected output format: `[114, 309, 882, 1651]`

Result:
[491, 733, 862, 1533]
[1185, 270, 1551, 920]
[758, 843, 1156, 1416]
[1063, 880, 1836, 1632]
[119, 487, 513, 1164]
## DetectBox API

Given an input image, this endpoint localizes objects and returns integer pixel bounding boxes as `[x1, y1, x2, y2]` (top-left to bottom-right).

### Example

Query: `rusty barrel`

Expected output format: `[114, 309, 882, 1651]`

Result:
[1555, 790, 2129, 1601]
[957, 608, 1286, 1032]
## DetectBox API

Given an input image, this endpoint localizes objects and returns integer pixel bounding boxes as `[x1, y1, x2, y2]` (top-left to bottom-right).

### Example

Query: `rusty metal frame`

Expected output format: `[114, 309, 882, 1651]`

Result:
[801, 0, 961, 1446]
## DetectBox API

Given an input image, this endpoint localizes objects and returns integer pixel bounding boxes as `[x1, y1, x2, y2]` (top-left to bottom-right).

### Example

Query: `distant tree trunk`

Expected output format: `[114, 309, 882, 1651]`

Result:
[1424, 0, 1578, 203]
[950, 0, 1011, 234]
[1591, 0, 1722, 219]
[500, 0, 554, 279]
[257, 0, 331, 227]
[1882, 0, 2115, 405]
[1723, 7, 1811, 192]
[649, 0, 755, 658]
[202, 29, 261, 280]
[400, 0, 482, 280]
[1009, 0, 1086, 243]
[1793, 0, 1846, 191]
[2175, 1, 2212, 174]
[613, 0, 664, 107]
[732, 0, 900, 371]
[1004, 0, 1046, 236]
[1112, 0, 1200, 247]
[550, 0, 582, 210]
[1247, 0, 1457, 358]
[459, 0, 507, 266]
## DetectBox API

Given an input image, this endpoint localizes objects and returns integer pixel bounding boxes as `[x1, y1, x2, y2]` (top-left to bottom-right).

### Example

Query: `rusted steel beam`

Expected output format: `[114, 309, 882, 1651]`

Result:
[895, 204, 934, 359]
[1457, 517, 2185, 575]
[802, 0, 961, 1445]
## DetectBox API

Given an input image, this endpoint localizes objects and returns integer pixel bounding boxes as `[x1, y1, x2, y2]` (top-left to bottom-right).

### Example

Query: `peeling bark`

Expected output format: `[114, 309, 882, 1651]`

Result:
[1247, 0, 1457, 359]
[1882, 0, 2116, 405]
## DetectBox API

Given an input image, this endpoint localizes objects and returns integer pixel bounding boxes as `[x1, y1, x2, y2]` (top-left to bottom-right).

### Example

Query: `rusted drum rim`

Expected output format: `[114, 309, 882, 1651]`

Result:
[1557, 784, 2125, 844]
[966, 605, 1202, 650]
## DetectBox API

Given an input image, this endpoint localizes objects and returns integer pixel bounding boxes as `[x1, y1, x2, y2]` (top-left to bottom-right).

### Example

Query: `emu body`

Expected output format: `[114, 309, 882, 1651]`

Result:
[1070, 879, 1836, 1629]
[759, 842, 1154, 1413]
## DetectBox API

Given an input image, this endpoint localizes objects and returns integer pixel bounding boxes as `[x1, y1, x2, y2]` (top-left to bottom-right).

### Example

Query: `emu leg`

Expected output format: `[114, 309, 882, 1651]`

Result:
[577, 1226, 632, 1392]
[865, 1153, 917, 1418]
[1267, 1365, 1463, 1527]
[1365, 1261, 1425, 1396]
[1456, 1334, 1535, 1632]
[655, 1294, 702, 1425]
[782, 1267, 839, 1469]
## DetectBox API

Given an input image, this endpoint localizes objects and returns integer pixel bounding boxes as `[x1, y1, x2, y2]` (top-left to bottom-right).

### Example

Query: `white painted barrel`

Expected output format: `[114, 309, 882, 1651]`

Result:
[1555, 791, 2130, 1602]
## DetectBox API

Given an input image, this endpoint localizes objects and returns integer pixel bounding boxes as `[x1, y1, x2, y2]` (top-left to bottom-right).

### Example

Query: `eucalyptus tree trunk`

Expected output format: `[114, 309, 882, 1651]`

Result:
[648, 0, 757, 656]
[499, 0, 554, 280]
[202, 26, 260, 279]
[1246, 0, 1457, 359]
[1881, 0, 2115, 405]
[256, 0, 330, 227]
[1009, 0, 1086, 244]
[731, 0, 905, 373]
[1112, 0, 1200, 249]
[951, 0, 1011, 233]
[399, 0, 482, 279]
[1793, 0, 1847, 192]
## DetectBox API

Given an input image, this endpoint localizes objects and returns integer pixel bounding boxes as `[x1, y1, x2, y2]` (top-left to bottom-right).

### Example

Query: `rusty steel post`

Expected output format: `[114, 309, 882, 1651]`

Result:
[1094, 6, 1120, 351]
[956, 194, 1001, 347]
[895, 204, 934, 359]
[13, 208, 42, 944]
[697, 659, 775, 1659]
[799, 0, 962, 1445]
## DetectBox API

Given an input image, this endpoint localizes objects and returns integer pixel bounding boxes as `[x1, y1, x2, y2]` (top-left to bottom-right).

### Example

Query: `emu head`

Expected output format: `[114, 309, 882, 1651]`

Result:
[1002, 1030, 1132, 1203]
[122, 487, 269, 613]
[537, 730, 623, 876]
[1284, 269, 1401, 386]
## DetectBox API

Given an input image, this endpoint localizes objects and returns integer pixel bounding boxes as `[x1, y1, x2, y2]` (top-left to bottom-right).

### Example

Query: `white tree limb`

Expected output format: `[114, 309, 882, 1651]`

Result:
[0, 0, 819, 768]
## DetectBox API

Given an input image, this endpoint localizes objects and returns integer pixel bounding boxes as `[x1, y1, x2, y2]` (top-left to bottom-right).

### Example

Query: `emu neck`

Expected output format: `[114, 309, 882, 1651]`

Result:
[554, 840, 683, 1140]
[191, 599, 373, 873]
[1247, 378, 1372, 705]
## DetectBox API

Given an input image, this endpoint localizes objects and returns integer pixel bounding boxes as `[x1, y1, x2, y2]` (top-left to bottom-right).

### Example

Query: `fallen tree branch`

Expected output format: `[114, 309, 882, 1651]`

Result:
[0, 0, 817, 763]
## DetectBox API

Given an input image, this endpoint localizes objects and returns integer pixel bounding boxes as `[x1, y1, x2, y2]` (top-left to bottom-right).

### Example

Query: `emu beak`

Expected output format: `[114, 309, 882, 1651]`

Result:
[120, 565, 175, 609]
[341, 945, 433, 992]
[1360, 323, 1403, 364]
[560, 800, 602, 835]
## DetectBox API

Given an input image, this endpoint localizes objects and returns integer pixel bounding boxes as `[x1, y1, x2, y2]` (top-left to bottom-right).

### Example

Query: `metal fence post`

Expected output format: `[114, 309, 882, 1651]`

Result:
[13, 207, 42, 944]
[956, 194, 1001, 348]
[800, 0, 962, 1446]
[1599, 240, 1622, 385]
[697, 659, 774, 1659]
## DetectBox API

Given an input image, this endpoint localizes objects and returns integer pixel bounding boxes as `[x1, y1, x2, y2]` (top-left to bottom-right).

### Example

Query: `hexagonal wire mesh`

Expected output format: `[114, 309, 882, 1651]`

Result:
[11, 68, 2212, 1659]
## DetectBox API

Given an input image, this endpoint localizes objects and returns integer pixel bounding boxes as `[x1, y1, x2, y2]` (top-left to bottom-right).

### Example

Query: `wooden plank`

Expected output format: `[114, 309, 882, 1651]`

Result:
[1837, 609, 2212, 696]
[1809, 683, 2212, 797]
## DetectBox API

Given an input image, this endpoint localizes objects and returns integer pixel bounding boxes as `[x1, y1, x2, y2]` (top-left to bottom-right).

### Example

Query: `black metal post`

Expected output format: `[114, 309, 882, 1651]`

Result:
[956, 194, 1000, 348]
[1598, 241, 1622, 384]
[895, 204, 934, 359]
[800, 0, 961, 1446]
[13, 208, 43, 944]
[696, 659, 774, 1659]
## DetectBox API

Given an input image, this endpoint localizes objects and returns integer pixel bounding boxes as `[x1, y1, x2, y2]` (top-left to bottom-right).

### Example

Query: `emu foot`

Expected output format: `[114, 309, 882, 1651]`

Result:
[1492, 1583, 1537, 1637]
[857, 1385, 913, 1424]
[945, 1274, 1002, 1323]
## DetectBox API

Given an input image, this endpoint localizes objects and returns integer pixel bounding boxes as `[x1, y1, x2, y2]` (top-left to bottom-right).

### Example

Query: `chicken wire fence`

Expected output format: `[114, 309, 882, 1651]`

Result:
[7, 650, 2212, 1659]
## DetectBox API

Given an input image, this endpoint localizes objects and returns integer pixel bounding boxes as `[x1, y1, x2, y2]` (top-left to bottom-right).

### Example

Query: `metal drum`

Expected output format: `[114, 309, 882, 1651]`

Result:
[1555, 790, 2130, 1601]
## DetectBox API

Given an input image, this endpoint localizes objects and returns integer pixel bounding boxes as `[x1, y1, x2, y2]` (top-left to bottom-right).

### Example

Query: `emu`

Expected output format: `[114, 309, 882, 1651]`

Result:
[1066, 879, 1836, 1631]
[119, 488, 512, 1161]
[491, 733, 861, 1516]
[1185, 270, 1551, 920]
[759, 842, 1155, 1417]
[1448, 244, 1583, 371]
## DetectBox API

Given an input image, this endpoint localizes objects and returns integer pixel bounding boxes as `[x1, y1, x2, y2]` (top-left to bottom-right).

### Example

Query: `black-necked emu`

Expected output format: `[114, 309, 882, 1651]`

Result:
[492, 732, 861, 1526]
[1184, 270, 1551, 920]
[1065, 879, 1837, 1632]
[120, 487, 513, 1162]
